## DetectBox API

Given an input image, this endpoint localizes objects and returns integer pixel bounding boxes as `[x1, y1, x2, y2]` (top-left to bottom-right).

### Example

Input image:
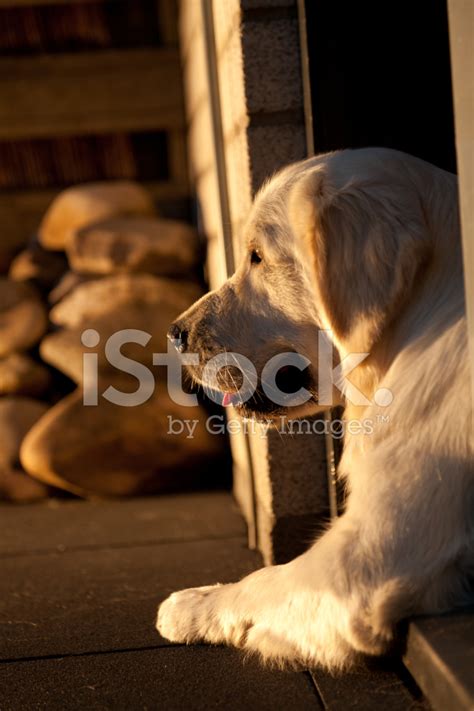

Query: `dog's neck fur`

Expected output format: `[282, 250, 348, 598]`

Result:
[342, 169, 464, 422]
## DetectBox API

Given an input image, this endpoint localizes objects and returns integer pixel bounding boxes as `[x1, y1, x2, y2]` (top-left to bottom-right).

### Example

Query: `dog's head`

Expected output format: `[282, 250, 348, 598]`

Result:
[169, 148, 438, 420]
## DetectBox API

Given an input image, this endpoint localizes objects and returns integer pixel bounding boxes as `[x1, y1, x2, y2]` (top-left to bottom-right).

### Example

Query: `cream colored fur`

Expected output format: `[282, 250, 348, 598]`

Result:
[157, 148, 474, 671]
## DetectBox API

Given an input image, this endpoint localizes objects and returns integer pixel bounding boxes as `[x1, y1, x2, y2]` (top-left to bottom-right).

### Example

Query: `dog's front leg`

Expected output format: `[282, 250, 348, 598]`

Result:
[156, 521, 376, 670]
[157, 438, 474, 672]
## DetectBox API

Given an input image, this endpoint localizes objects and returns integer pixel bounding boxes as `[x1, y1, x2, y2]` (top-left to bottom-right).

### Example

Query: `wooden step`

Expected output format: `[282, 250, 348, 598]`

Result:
[0, 0, 101, 5]
[404, 610, 474, 711]
[0, 48, 184, 140]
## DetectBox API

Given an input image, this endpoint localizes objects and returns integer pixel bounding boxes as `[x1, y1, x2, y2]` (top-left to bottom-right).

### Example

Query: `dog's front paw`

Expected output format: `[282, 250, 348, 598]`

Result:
[156, 584, 226, 644]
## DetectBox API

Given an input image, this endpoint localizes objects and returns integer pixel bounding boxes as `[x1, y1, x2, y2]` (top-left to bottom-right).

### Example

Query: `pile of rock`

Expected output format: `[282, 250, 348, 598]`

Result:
[0, 181, 222, 502]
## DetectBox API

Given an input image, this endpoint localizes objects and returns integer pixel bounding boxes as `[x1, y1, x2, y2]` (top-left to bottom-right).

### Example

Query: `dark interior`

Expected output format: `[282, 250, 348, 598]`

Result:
[305, 0, 456, 173]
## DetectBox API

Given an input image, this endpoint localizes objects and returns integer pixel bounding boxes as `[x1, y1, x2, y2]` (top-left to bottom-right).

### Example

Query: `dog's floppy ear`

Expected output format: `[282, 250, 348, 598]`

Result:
[288, 165, 431, 354]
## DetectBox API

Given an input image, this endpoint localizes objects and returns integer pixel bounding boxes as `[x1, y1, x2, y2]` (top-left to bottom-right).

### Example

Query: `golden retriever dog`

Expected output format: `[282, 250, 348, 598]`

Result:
[156, 148, 473, 670]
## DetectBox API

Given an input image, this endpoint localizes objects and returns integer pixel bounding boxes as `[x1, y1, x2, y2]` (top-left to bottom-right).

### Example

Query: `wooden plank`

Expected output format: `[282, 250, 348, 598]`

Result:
[0, 492, 244, 556]
[404, 612, 474, 711]
[168, 129, 189, 184]
[0, 48, 184, 139]
[0, 648, 320, 711]
[0, 539, 260, 661]
[0, 180, 190, 214]
[156, 0, 179, 46]
[448, 0, 474, 414]
[0, 0, 101, 5]
[310, 659, 428, 711]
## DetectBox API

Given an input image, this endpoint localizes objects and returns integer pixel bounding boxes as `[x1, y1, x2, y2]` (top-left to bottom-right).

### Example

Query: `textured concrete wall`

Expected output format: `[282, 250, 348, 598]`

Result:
[179, 0, 329, 564]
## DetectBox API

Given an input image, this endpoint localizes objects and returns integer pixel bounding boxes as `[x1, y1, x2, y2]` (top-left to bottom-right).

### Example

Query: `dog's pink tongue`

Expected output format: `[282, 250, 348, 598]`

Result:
[222, 392, 233, 407]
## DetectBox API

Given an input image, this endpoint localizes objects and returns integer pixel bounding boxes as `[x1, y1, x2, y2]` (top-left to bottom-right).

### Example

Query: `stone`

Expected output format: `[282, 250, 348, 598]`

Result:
[0, 467, 49, 503]
[9, 244, 68, 294]
[38, 181, 156, 251]
[0, 239, 25, 276]
[0, 213, 31, 275]
[0, 279, 48, 357]
[0, 397, 49, 502]
[42, 275, 201, 383]
[20, 387, 223, 497]
[40, 331, 89, 384]
[0, 353, 51, 397]
[50, 273, 201, 329]
[67, 216, 200, 276]
[48, 271, 96, 305]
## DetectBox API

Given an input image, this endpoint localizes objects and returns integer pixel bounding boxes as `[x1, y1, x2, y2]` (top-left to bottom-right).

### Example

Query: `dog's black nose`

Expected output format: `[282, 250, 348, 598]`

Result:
[167, 323, 188, 353]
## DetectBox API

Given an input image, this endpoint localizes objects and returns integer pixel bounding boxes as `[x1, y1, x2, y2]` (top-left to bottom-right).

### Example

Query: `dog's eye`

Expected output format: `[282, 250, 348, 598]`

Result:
[250, 249, 262, 265]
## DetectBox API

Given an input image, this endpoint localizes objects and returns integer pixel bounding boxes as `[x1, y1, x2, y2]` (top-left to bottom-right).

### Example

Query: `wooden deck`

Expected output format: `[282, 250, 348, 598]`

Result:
[0, 491, 432, 710]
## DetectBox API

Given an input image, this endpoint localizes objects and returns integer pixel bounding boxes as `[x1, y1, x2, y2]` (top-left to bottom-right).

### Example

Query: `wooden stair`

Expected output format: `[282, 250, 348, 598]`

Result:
[0, 0, 189, 255]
